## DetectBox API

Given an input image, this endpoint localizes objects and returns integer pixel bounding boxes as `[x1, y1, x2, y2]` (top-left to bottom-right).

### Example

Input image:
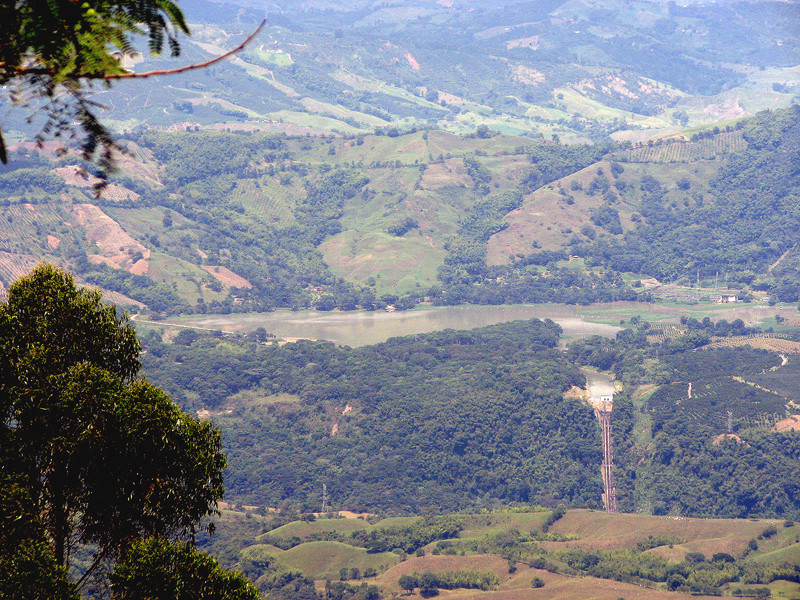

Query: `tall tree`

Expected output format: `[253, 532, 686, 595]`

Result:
[0, 265, 251, 597]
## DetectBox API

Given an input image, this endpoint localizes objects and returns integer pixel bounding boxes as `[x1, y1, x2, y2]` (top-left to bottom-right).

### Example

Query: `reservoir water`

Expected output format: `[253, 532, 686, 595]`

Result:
[155, 303, 624, 347]
[151, 300, 785, 348]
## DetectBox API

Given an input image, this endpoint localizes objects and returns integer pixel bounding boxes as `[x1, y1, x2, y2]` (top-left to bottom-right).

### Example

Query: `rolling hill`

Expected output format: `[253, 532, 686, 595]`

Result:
[198, 507, 800, 600]
[1, 106, 799, 315]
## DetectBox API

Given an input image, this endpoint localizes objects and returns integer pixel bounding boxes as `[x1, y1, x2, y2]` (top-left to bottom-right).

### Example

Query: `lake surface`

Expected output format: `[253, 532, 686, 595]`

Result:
[157, 304, 624, 347]
[150, 300, 788, 348]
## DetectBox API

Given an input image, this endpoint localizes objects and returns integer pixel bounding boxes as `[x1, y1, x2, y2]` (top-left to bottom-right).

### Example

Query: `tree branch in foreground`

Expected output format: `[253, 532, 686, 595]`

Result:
[102, 19, 267, 80]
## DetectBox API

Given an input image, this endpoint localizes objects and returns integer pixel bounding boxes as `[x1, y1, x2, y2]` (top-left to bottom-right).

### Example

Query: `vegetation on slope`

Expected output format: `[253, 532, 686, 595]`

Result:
[140, 313, 800, 521]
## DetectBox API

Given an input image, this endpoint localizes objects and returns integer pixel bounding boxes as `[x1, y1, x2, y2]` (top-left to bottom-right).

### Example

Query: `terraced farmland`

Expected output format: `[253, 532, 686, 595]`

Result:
[613, 131, 746, 163]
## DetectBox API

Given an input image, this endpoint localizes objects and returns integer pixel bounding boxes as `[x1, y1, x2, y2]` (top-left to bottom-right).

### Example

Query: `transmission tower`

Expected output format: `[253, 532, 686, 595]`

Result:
[322, 483, 328, 514]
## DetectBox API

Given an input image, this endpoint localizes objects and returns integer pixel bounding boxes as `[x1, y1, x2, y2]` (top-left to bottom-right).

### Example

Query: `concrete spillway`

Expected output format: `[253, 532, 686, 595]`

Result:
[597, 408, 617, 513]
[583, 368, 617, 513]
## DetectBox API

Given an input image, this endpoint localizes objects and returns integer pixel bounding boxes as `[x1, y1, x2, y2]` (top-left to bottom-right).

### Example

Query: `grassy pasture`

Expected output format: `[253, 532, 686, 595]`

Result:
[225, 390, 301, 408]
[376, 553, 722, 600]
[260, 518, 370, 541]
[547, 510, 778, 554]
[278, 541, 399, 580]
[375, 554, 510, 593]
[459, 511, 551, 540]
[320, 229, 445, 293]
[266, 110, 367, 135]
[146, 251, 228, 305]
[240, 544, 285, 561]
[752, 543, 800, 565]
[203, 509, 800, 600]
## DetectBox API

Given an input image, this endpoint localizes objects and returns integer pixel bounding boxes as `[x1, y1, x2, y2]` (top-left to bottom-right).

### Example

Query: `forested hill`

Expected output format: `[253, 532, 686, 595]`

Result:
[580, 106, 800, 288]
[1, 107, 800, 313]
[142, 319, 601, 512]
[139, 318, 800, 519]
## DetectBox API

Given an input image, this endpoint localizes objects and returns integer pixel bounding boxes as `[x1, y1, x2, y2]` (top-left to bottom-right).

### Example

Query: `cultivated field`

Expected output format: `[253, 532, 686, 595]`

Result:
[208, 508, 800, 600]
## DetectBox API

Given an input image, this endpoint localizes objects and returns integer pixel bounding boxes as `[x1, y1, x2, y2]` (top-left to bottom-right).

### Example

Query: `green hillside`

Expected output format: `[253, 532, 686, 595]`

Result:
[139, 315, 800, 521]
[2, 106, 799, 315]
[198, 507, 800, 600]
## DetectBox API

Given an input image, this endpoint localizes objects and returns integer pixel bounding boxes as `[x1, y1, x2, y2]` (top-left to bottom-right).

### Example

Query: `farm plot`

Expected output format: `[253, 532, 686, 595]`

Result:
[646, 377, 788, 433]
[662, 346, 782, 381]
[709, 335, 800, 354]
[750, 358, 800, 405]
[613, 131, 746, 163]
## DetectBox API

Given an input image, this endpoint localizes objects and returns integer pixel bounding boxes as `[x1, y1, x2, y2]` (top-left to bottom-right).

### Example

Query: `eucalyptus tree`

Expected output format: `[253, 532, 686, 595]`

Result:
[0, 264, 256, 599]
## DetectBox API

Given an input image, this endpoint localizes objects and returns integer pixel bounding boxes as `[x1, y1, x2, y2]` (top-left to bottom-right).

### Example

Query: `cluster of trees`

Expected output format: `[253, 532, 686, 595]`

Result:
[523, 142, 616, 192]
[141, 319, 603, 513]
[78, 262, 185, 312]
[0, 167, 66, 193]
[431, 267, 644, 307]
[349, 517, 462, 554]
[398, 570, 499, 596]
[580, 106, 800, 287]
[255, 516, 462, 554]
[0, 266, 257, 598]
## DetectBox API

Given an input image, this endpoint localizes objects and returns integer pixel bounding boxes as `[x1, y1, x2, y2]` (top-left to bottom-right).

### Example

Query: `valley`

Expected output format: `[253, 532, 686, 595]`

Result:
[148, 300, 800, 347]
[1, 0, 800, 598]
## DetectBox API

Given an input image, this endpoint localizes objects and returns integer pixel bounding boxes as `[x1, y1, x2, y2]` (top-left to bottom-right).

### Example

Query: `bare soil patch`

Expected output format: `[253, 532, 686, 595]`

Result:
[67, 204, 149, 271]
[506, 36, 539, 50]
[774, 415, 800, 432]
[547, 510, 773, 554]
[712, 433, 747, 446]
[53, 166, 140, 202]
[436, 91, 470, 106]
[129, 259, 149, 276]
[704, 96, 749, 120]
[511, 64, 545, 86]
[420, 159, 472, 189]
[201, 265, 253, 289]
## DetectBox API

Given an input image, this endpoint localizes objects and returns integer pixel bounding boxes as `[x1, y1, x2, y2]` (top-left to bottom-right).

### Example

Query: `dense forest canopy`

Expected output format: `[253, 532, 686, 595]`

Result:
[0, 266, 257, 599]
[140, 316, 800, 520]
